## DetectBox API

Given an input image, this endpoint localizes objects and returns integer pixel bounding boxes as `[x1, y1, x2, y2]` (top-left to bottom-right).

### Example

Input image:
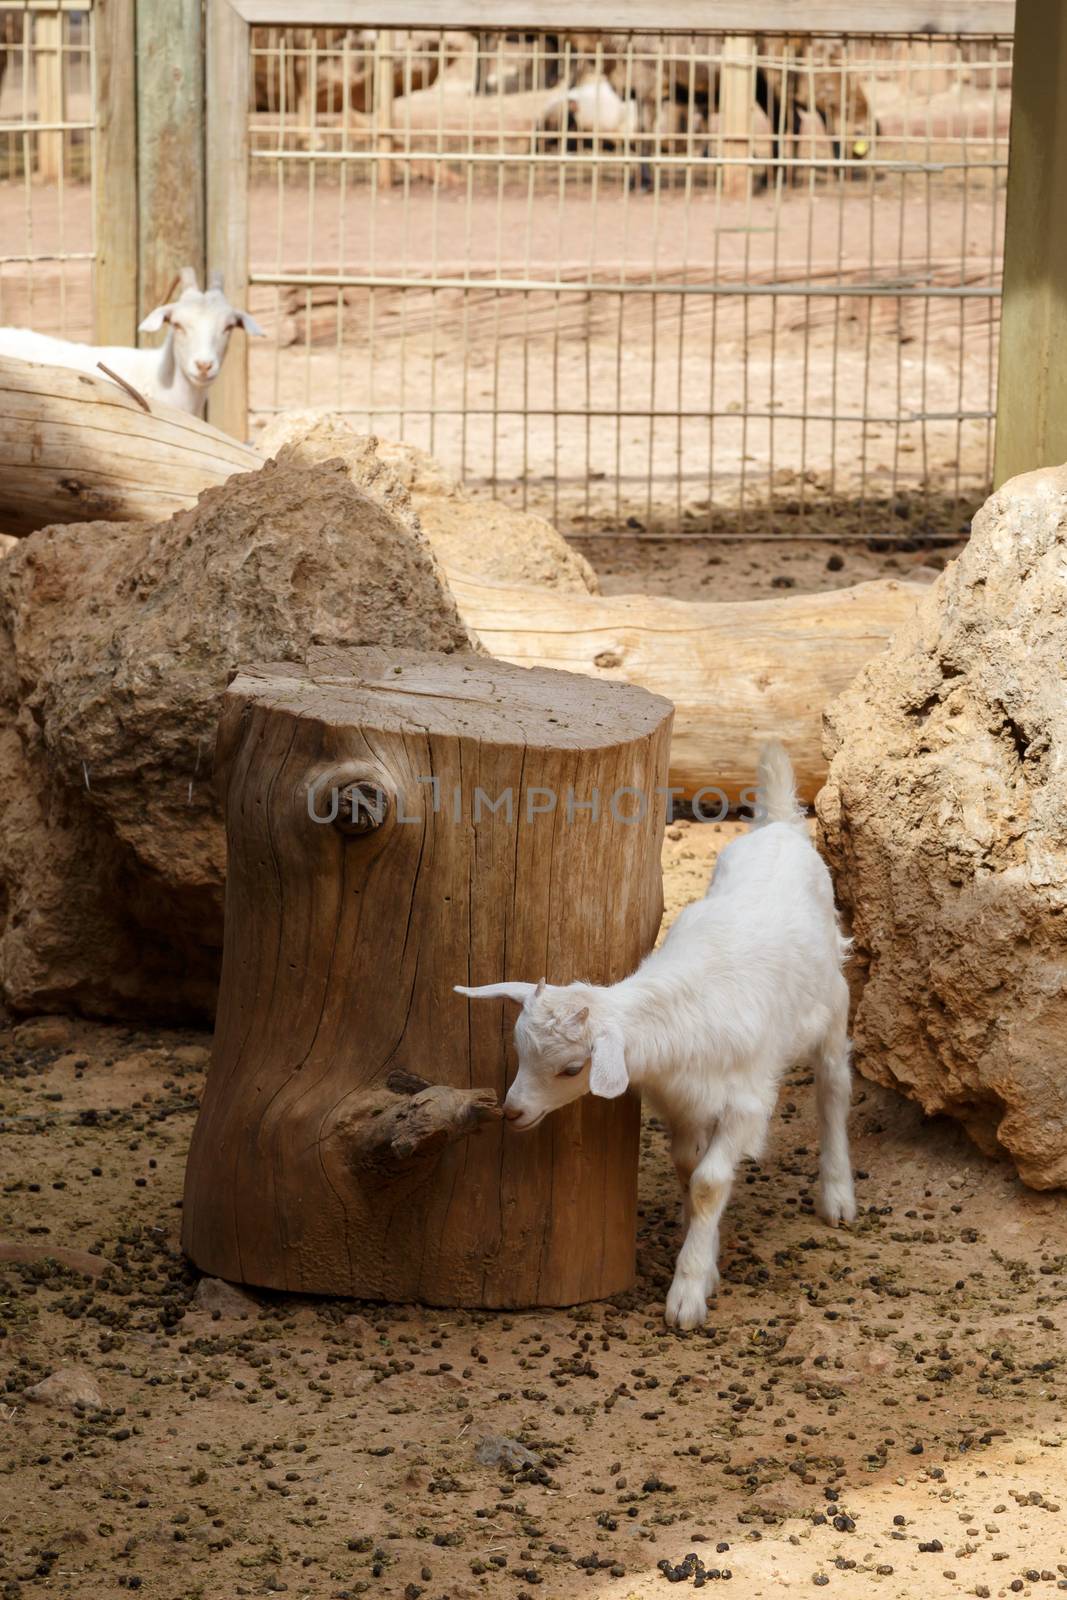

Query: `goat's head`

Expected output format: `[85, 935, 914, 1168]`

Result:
[454, 979, 628, 1129]
[138, 268, 265, 390]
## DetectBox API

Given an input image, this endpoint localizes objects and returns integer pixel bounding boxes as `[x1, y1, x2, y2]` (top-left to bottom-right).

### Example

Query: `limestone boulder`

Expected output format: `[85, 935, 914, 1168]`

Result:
[0, 457, 472, 1019]
[25, 1366, 104, 1410]
[818, 464, 1067, 1189]
[257, 412, 599, 594]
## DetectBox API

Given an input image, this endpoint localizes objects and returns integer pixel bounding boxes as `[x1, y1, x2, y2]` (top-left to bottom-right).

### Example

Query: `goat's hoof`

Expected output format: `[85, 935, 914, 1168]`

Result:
[665, 1278, 711, 1330]
[816, 1178, 857, 1227]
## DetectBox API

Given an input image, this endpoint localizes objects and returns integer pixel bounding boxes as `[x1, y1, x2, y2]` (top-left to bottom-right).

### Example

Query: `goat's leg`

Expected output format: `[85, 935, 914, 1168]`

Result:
[665, 1108, 763, 1330]
[671, 1124, 710, 1232]
[814, 989, 856, 1226]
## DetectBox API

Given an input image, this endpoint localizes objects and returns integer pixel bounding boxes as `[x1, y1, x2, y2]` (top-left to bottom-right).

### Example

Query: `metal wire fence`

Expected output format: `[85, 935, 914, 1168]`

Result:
[246, 24, 1011, 541]
[0, 11, 1012, 542]
[0, 1, 93, 338]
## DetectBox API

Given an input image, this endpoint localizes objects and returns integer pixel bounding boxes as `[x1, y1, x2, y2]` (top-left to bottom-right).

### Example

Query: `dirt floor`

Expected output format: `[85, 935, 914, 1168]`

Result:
[2, 822, 1065, 1600]
[570, 530, 954, 602]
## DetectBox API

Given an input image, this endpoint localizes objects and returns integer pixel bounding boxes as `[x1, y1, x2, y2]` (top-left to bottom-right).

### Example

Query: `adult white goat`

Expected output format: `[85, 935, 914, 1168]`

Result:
[0, 267, 264, 416]
[541, 76, 652, 191]
[456, 742, 856, 1331]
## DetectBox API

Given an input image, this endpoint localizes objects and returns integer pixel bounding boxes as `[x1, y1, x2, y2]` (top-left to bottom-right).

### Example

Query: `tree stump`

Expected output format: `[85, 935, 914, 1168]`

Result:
[182, 646, 673, 1306]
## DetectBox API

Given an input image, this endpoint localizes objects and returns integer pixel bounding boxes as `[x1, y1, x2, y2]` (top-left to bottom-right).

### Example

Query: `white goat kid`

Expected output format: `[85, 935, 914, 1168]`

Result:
[456, 743, 857, 1331]
[0, 267, 264, 416]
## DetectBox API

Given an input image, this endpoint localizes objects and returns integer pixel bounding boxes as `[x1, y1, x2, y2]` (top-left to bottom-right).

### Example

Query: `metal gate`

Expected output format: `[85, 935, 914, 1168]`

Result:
[2, 2, 1016, 543]
[226, 1, 1014, 541]
[0, 0, 135, 345]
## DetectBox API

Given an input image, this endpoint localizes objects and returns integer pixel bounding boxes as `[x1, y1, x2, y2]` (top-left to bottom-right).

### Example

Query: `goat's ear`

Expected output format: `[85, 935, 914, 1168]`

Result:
[138, 304, 173, 333]
[589, 1028, 628, 1099]
[454, 981, 537, 1006]
[235, 310, 267, 338]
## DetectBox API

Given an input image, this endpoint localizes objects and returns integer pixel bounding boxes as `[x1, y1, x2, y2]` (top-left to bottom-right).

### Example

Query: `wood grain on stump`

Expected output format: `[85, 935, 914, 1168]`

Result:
[182, 647, 673, 1306]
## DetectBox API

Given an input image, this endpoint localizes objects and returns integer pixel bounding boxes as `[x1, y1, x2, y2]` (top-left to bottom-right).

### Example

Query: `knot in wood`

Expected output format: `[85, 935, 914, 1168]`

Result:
[334, 779, 390, 836]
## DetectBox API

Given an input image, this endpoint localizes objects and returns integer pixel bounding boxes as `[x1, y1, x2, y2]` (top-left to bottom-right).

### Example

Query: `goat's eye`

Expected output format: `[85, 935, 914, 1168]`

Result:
[557, 1061, 585, 1079]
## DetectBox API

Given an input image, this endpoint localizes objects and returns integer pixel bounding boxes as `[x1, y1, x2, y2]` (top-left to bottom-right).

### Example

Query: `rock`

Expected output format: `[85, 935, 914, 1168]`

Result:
[257, 413, 428, 535]
[170, 1043, 210, 1071]
[818, 463, 1067, 1189]
[11, 1015, 74, 1051]
[189, 1276, 259, 1318]
[341, 1314, 376, 1340]
[785, 1317, 894, 1384]
[25, 1366, 103, 1410]
[473, 1434, 539, 1471]
[754, 1485, 817, 1520]
[258, 413, 599, 594]
[0, 457, 472, 1020]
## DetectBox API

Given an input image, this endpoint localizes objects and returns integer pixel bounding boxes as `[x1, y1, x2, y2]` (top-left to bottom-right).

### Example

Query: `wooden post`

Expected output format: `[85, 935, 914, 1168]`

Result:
[183, 647, 672, 1306]
[374, 27, 395, 190]
[34, 10, 65, 181]
[136, 0, 205, 321]
[719, 34, 756, 199]
[205, 0, 251, 440]
[994, 0, 1067, 486]
[93, 0, 138, 344]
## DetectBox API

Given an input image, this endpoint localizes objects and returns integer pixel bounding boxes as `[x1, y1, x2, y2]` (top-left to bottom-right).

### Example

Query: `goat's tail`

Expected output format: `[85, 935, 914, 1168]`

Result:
[753, 740, 805, 827]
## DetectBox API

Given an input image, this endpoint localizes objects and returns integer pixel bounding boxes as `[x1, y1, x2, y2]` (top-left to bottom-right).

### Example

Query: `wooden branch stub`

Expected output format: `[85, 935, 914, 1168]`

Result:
[334, 779, 390, 837]
[96, 360, 151, 412]
[337, 1078, 502, 1175]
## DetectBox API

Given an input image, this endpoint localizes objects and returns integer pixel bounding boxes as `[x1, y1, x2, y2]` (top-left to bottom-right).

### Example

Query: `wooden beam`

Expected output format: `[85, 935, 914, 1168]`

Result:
[233, 0, 1015, 32]
[205, 0, 251, 440]
[93, 0, 138, 345]
[374, 28, 395, 191]
[719, 35, 756, 200]
[994, 0, 1067, 486]
[34, 11, 65, 181]
[136, 0, 205, 321]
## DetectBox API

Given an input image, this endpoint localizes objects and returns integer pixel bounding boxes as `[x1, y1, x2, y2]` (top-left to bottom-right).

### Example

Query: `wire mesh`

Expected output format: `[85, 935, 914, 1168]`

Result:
[247, 24, 1010, 543]
[0, 2, 94, 339]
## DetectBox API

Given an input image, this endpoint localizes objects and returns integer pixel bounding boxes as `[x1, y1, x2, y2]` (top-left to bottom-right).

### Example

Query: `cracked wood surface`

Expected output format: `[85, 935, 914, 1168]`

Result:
[182, 648, 673, 1305]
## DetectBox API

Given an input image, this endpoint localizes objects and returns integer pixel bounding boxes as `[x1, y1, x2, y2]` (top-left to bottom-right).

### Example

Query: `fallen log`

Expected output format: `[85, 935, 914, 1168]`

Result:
[448, 570, 925, 803]
[0, 355, 258, 536]
[0, 367, 922, 800]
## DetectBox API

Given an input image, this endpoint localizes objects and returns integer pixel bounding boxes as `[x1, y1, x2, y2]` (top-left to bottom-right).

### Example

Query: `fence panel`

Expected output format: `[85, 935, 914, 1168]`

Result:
[233, 9, 1012, 540]
[0, 0, 96, 338]
[4, 0, 1012, 543]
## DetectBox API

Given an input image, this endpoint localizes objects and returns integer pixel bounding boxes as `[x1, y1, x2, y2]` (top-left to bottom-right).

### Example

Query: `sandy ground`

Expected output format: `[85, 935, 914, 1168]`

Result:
[570, 531, 954, 602]
[2, 823, 1065, 1600]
